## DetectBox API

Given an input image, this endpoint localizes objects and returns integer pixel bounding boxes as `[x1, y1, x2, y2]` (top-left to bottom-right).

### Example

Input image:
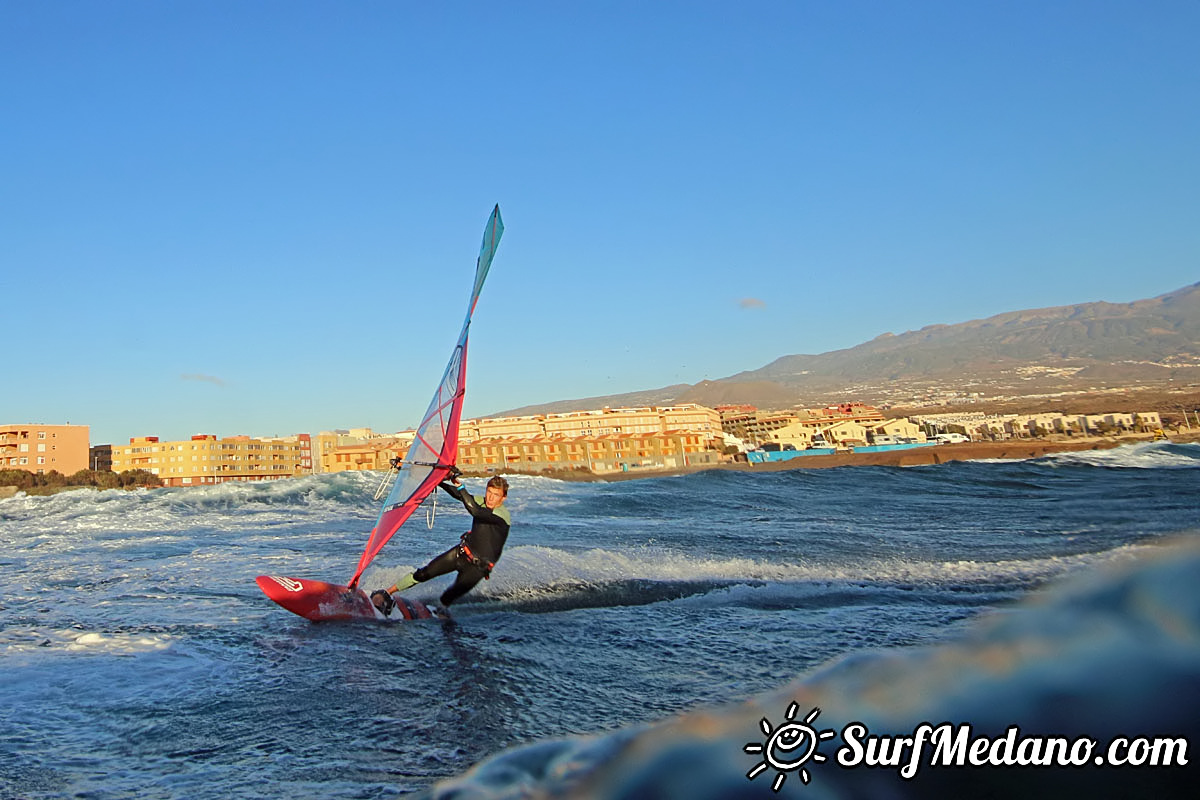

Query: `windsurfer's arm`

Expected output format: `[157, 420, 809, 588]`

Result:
[439, 481, 488, 518]
[438, 480, 465, 500]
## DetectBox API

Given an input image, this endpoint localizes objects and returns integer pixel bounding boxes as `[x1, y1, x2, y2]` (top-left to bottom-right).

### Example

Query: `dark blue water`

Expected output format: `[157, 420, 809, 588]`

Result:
[1, 442, 1197, 799]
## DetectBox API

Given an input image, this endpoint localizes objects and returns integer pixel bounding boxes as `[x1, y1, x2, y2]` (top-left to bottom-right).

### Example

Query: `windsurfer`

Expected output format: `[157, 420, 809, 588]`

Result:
[372, 474, 511, 615]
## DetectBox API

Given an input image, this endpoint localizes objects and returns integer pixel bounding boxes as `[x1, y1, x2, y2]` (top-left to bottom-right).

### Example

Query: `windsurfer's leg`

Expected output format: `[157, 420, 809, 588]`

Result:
[439, 565, 486, 607]
[386, 549, 456, 595]
[413, 547, 461, 583]
[391, 573, 418, 593]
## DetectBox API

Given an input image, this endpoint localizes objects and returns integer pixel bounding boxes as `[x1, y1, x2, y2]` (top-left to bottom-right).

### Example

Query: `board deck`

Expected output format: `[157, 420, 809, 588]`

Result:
[255, 575, 435, 622]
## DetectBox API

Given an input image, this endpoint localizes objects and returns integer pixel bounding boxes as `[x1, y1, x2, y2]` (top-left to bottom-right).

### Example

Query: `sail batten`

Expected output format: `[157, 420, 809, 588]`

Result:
[347, 206, 503, 589]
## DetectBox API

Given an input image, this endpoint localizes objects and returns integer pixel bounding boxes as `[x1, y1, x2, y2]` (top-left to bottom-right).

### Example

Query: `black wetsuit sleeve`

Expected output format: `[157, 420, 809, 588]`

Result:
[438, 481, 465, 501]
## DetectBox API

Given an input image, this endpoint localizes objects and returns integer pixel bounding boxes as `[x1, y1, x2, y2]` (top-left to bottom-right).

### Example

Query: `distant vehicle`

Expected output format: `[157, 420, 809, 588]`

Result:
[933, 433, 971, 444]
[760, 442, 797, 452]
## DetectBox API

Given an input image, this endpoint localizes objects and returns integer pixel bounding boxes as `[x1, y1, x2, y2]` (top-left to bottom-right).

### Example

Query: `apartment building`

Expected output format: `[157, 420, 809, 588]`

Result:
[313, 428, 417, 473]
[89, 444, 113, 472]
[460, 404, 723, 442]
[0, 423, 90, 474]
[725, 404, 885, 445]
[766, 422, 819, 449]
[321, 405, 725, 475]
[324, 438, 409, 473]
[456, 430, 718, 474]
[870, 418, 923, 441]
[917, 411, 1166, 440]
[659, 405, 724, 437]
[720, 409, 804, 445]
[461, 415, 545, 442]
[111, 433, 313, 486]
[823, 419, 870, 446]
[767, 415, 924, 449]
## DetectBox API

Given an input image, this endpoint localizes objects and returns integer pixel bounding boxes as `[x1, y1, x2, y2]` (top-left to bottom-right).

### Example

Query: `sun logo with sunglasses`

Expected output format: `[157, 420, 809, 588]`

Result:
[744, 703, 836, 791]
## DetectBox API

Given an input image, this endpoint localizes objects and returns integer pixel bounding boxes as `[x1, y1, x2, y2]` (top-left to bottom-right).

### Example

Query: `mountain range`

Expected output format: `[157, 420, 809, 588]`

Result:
[496, 282, 1200, 415]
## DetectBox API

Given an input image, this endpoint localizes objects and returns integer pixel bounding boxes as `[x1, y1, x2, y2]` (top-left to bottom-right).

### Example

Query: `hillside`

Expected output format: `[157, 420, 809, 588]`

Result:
[495, 282, 1200, 416]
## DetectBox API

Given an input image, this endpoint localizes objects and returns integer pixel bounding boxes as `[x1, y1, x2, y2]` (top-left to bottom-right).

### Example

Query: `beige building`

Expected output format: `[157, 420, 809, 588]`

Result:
[325, 437, 409, 473]
[324, 406, 724, 475]
[311, 428, 418, 473]
[1081, 412, 1144, 432]
[767, 416, 921, 449]
[541, 407, 664, 437]
[0, 423, 90, 474]
[822, 420, 869, 447]
[721, 410, 805, 445]
[974, 417, 1016, 440]
[111, 433, 313, 487]
[462, 415, 545, 442]
[461, 404, 723, 443]
[767, 422, 819, 449]
[870, 418, 924, 441]
[457, 431, 717, 474]
[1134, 412, 1163, 430]
[723, 404, 884, 445]
[950, 411, 1165, 440]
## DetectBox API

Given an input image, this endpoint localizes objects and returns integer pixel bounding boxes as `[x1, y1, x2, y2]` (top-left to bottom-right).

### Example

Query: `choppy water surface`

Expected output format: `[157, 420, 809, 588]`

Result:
[1, 442, 1197, 799]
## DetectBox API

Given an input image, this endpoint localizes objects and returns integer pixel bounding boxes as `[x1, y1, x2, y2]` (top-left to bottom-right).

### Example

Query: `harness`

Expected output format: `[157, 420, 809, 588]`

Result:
[458, 535, 495, 578]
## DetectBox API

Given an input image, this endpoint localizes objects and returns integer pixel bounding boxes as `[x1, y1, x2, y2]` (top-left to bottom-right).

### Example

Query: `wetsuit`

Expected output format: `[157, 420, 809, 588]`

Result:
[411, 481, 511, 606]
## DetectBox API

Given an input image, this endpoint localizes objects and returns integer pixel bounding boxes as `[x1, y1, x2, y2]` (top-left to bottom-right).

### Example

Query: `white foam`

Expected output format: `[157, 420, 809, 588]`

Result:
[1, 629, 174, 656]
[446, 541, 1157, 602]
[68, 631, 172, 652]
[1041, 440, 1200, 469]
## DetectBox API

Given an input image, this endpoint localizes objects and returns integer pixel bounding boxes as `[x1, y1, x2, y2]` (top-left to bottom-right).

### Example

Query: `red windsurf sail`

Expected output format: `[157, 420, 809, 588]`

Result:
[347, 205, 504, 589]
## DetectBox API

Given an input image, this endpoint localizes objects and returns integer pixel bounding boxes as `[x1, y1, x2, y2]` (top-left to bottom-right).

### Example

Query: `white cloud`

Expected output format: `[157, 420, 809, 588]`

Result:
[181, 373, 227, 388]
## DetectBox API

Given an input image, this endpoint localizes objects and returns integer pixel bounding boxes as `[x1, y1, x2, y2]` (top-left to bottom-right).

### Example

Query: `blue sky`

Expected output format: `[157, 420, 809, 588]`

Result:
[4, 1, 1197, 445]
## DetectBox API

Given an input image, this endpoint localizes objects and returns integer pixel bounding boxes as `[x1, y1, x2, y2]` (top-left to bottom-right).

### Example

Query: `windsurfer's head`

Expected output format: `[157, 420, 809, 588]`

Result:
[484, 475, 509, 508]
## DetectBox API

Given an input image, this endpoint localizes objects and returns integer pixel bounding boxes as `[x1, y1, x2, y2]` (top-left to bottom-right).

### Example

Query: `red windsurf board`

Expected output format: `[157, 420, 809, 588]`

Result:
[255, 575, 434, 622]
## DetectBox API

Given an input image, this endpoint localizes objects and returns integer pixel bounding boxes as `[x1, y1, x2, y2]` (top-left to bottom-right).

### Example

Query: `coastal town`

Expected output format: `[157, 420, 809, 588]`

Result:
[1, 400, 1186, 491]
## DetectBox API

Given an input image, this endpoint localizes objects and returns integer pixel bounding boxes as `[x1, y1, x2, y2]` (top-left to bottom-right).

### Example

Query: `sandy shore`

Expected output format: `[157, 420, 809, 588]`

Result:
[510, 431, 1199, 482]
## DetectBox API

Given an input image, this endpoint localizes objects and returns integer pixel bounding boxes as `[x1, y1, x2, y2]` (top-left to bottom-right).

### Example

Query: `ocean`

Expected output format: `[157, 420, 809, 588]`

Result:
[1, 442, 1198, 799]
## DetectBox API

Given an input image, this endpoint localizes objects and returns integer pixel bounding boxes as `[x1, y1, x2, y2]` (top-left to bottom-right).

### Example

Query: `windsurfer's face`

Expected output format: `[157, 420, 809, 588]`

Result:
[484, 485, 506, 509]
